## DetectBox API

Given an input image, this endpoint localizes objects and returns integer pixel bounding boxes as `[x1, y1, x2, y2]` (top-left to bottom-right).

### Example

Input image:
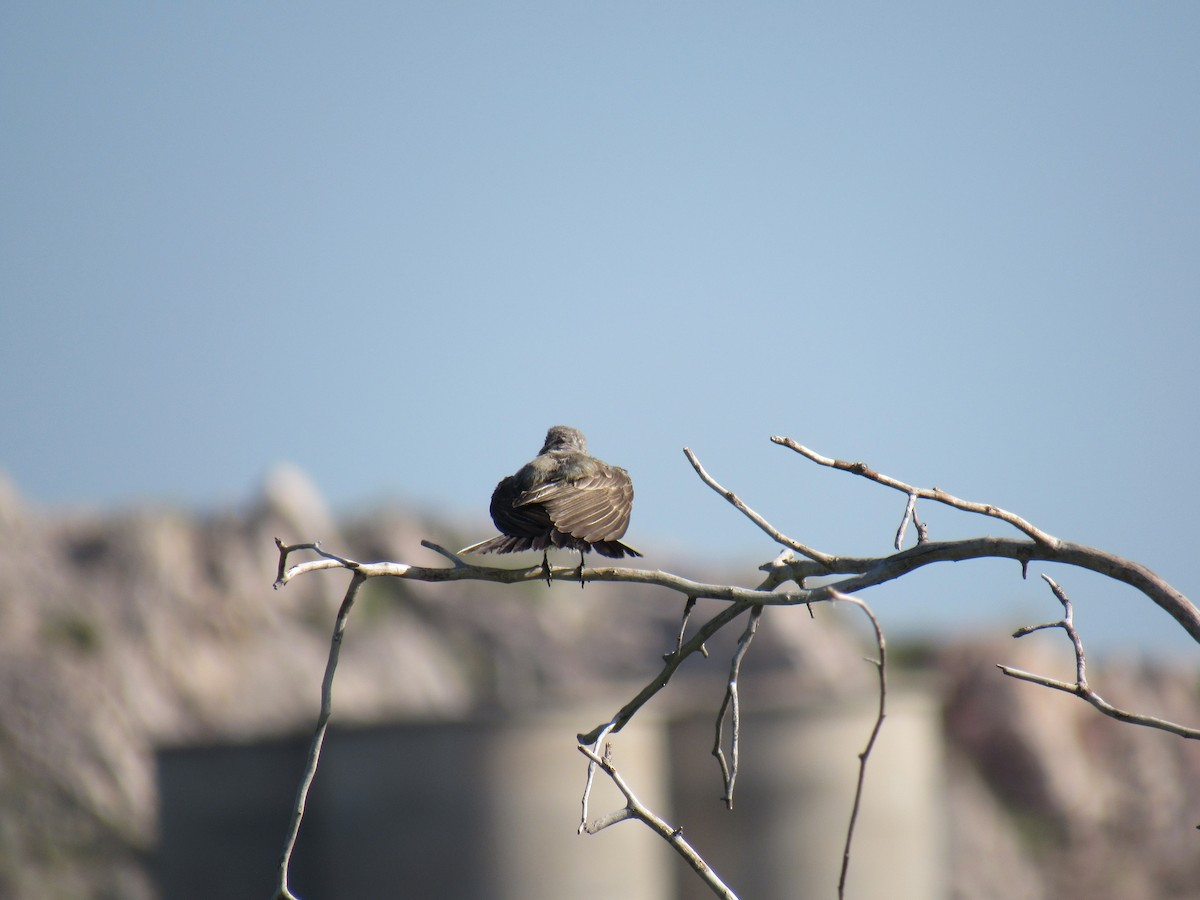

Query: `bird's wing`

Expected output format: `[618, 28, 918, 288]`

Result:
[490, 474, 553, 537]
[518, 465, 633, 543]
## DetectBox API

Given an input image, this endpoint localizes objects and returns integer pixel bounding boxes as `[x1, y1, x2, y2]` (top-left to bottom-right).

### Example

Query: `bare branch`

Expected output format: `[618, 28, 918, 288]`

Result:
[669, 596, 708, 661]
[712, 605, 764, 809]
[912, 505, 929, 544]
[420, 539, 471, 567]
[771, 436, 1061, 547]
[278, 533, 1200, 646]
[272, 570, 367, 900]
[578, 599, 760, 745]
[829, 591, 888, 900]
[577, 721, 618, 834]
[1000, 574, 1200, 740]
[996, 666, 1200, 739]
[277, 539, 804, 604]
[787, 537, 1200, 645]
[577, 743, 739, 900]
[684, 447, 835, 567]
[273, 537, 360, 588]
[894, 491, 918, 550]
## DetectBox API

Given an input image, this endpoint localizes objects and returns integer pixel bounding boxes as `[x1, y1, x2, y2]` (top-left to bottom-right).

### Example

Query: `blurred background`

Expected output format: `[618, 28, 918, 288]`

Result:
[2, 4, 1198, 899]
[4, 0, 1199, 652]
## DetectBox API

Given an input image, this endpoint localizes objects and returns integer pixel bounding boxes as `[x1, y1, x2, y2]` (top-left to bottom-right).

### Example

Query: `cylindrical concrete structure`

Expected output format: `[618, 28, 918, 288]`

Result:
[669, 684, 946, 900]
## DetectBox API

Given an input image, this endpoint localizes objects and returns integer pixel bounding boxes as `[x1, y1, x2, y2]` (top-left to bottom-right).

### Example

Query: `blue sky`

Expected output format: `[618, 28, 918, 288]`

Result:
[3, 3, 1198, 656]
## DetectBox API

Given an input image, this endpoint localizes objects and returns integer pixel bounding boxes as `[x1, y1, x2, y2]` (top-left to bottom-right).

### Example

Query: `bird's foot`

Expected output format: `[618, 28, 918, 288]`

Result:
[542, 550, 552, 587]
[577, 551, 586, 589]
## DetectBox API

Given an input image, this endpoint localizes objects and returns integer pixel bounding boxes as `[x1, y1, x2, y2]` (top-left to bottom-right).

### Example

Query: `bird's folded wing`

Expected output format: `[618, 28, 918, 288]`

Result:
[518, 467, 633, 542]
[490, 474, 553, 537]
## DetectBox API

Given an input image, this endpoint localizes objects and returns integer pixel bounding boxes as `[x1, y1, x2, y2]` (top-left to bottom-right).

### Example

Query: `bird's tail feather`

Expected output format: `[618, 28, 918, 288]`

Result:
[590, 540, 642, 559]
[462, 534, 640, 558]
[460, 534, 539, 555]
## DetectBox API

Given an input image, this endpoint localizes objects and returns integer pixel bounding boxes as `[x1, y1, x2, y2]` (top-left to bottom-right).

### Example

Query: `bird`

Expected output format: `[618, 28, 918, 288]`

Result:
[461, 425, 640, 584]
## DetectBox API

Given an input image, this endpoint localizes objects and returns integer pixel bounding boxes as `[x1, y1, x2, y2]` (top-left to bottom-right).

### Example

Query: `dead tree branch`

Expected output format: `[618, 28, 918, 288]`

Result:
[830, 590, 888, 900]
[771, 436, 1060, 546]
[577, 742, 740, 900]
[712, 605, 765, 809]
[271, 568, 366, 900]
[999, 574, 1200, 739]
[684, 446, 834, 567]
[764, 438, 1200, 644]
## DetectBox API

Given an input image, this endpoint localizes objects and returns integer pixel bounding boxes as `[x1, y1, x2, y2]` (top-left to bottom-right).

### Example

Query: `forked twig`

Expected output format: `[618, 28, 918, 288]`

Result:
[771, 436, 1061, 547]
[577, 720, 617, 834]
[577, 743, 739, 900]
[713, 605, 765, 809]
[273, 537, 360, 588]
[1000, 574, 1200, 740]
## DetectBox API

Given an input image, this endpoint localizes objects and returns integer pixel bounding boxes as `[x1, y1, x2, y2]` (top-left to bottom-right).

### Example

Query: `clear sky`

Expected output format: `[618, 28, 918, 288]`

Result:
[3, 4, 1198, 656]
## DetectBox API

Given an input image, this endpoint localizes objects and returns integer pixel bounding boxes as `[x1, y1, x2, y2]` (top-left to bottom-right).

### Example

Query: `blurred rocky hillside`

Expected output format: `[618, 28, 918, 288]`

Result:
[0, 466, 1197, 899]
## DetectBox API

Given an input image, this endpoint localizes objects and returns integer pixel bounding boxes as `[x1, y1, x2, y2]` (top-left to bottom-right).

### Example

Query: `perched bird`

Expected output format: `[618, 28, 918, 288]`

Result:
[461, 425, 640, 583]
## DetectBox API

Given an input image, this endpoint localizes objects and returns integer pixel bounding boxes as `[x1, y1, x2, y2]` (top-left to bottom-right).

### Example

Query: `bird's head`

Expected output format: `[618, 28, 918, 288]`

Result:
[540, 425, 587, 454]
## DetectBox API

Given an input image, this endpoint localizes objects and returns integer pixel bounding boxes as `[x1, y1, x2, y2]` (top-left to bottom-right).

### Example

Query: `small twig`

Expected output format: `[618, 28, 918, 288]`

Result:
[421, 539, 470, 567]
[1001, 574, 1200, 739]
[274, 538, 361, 588]
[912, 506, 929, 544]
[272, 570, 367, 900]
[772, 436, 1061, 547]
[712, 605, 764, 809]
[758, 550, 815, 618]
[1017, 575, 1087, 686]
[996, 666, 1200, 739]
[577, 744, 739, 900]
[577, 721, 617, 834]
[684, 447, 835, 566]
[668, 596, 708, 661]
[828, 590, 888, 900]
[894, 491, 918, 550]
